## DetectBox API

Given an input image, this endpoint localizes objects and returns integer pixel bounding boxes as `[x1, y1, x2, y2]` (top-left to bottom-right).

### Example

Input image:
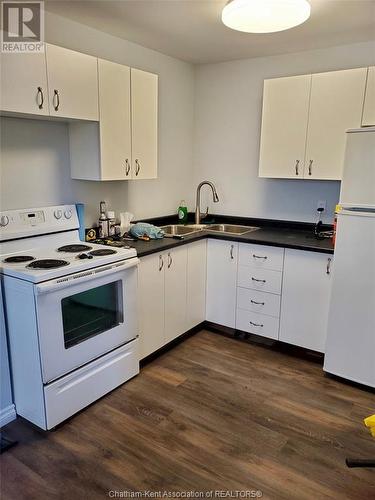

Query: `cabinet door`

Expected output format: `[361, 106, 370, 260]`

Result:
[259, 75, 311, 179]
[0, 52, 49, 116]
[131, 68, 158, 179]
[362, 66, 375, 127]
[186, 240, 207, 330]
[279, 249, 333, 352]
[304, 68, 367, 180]
[206, 240, 238, 328]
[138, 253, 165, 359]
[98, 59, 132, 180]
[165, 246, 188, 343]
[46, 44, 99, 121]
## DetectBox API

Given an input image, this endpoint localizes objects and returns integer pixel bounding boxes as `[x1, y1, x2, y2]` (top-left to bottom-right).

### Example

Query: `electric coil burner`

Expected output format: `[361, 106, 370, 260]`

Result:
[3, 255, 34, 263]
[89, 249, 117, 257]
[27, 259, 70, 269]
[58, 244, 92, 253]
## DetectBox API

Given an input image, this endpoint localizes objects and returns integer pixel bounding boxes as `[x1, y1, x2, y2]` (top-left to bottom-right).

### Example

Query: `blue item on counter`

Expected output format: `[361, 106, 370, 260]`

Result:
[129, 222, 164, 240]
[76, 203, 85, 241]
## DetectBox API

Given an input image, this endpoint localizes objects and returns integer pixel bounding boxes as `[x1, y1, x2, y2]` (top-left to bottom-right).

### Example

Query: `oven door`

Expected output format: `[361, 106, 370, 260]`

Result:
[34, 258, 139, 383]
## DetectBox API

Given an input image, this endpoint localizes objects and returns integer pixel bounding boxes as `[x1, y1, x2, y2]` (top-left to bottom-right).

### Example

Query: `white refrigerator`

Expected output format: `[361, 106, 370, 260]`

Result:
[324, 127, 375, 388]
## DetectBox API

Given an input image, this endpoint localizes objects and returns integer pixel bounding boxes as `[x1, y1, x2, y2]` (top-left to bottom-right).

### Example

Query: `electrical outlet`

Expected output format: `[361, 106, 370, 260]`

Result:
[317, 200, 326, 211]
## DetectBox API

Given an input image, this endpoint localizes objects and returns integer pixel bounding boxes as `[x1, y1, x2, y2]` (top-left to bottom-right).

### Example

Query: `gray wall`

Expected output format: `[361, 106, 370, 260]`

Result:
[194, 41, 375, 223]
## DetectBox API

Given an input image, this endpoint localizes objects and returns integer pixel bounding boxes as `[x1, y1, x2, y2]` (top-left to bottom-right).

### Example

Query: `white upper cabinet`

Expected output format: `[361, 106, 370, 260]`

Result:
[259, 75, 311, 179]
[70, 63, 158, 181]
[97, 59, 132, 180]
[279, 249, 333, 353]
[259, 67, 368, 180]
[305, 68, 367, 180]
[131, 68, 158, 179]
[0, 52, 49, 116]
[46, 44, 99, 121]
[362, 66, 375, 127]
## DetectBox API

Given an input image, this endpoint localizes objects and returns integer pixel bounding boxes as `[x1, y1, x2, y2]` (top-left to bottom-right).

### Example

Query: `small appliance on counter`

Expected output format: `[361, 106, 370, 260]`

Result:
[324, 127, 375, 388]
[0, 204, 140, 430]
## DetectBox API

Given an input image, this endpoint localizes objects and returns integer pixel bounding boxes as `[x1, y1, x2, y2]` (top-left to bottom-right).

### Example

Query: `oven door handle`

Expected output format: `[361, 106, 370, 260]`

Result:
[35, 257, 139, 295]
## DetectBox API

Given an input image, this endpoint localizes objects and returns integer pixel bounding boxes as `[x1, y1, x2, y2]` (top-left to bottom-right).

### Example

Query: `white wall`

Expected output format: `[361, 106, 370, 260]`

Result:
[193, 41, 375, 223]
[0, 11, 195, 225]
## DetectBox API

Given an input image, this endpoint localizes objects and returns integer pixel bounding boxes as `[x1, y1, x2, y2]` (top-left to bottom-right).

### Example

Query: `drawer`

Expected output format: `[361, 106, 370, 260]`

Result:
[236, 309, 279, 340]
[237, 287, 281, 317]
[239, 243, 284, 271]
[44, 340, 139, 429]
[237, 265, 282, 295]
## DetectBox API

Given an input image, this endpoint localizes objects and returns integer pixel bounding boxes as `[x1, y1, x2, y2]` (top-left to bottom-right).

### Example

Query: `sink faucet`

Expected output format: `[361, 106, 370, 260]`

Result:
[195, 181, 219, 224]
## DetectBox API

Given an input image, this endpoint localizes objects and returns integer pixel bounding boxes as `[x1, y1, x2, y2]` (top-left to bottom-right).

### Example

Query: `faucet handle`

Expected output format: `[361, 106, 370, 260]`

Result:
[200, 206, 209, 220]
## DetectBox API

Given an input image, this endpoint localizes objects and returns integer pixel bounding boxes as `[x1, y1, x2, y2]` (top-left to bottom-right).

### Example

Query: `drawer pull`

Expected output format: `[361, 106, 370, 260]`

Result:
[249, 321, 263, 328]
[326, 257, 332, 275]
[251, 277, 266, 283]
[251, 300, 265, 306]
[253, 254, 267, 260]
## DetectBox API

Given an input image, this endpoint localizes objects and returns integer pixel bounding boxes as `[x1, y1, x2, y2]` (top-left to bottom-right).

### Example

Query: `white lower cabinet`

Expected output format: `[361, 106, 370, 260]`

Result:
[236, 309, 280, 340]
[138, 252, 165, 359]
[206, 240, 238, 328]
[236, 243, 284, 339]
[279, 249, 333, 353]
[186, 240, 207, 330]
[164, 246, 188, 343]
[139, 242, 205, 359]
[139, 239, 334, 359]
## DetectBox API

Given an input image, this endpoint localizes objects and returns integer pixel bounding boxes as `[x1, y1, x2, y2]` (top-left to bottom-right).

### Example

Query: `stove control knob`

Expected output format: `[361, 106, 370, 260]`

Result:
[54, 209, 63, 220]
[0, 215, 9, 227]
[64, 209, 72, 219]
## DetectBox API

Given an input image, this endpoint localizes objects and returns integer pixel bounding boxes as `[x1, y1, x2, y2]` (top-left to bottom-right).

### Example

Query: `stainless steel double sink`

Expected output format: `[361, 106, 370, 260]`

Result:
[161, 224, 259, 236]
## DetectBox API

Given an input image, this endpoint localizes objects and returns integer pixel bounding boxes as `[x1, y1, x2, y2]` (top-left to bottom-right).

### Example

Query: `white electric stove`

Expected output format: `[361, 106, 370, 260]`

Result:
[0, 205, 140, 430]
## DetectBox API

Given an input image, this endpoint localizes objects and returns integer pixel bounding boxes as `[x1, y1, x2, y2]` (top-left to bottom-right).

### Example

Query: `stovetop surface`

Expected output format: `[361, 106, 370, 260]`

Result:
[0, 241, 137, 283]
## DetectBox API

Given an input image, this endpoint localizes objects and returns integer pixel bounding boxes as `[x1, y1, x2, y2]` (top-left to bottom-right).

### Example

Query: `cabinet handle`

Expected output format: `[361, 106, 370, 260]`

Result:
[251, 300, 265, 306]
[135, 159, 141, 176]
[53, 89, 60, 111]
[308, 159, 313, 176]
[326, 257, 332, 275]
[250, 321, 264, 328]
[295, 160, 300, 176]
[253, 254, 267, 260]
[125, 159, 131, 176]
[158, 255, 164, 272]
[251, 277, 266, 283]
[230, 245, 234, 260]
[37, 86, 44, 109]
[167, 252, 172, 268]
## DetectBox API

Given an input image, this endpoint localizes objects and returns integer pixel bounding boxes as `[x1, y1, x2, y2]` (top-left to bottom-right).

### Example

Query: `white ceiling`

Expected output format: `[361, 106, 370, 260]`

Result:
[45, 0, 375, 64]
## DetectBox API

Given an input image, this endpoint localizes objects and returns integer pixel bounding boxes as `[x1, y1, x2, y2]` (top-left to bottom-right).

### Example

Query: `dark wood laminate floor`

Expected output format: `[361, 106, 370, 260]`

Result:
[1, 330, 374, 500]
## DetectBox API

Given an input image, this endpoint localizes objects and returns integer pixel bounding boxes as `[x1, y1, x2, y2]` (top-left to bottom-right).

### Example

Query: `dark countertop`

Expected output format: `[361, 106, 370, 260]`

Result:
[129, 219, 334, 258]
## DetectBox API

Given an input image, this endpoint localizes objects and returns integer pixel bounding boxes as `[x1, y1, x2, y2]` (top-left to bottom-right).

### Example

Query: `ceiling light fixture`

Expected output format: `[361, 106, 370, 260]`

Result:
[222, 0, 311, 33]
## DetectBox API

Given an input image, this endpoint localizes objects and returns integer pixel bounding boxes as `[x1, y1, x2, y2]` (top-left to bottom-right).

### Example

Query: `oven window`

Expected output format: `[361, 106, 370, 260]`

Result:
[61, 281, 123, 349]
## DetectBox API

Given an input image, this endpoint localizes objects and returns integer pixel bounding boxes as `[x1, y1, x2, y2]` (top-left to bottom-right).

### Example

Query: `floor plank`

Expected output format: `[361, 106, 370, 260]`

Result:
[1, 330, 374, 499]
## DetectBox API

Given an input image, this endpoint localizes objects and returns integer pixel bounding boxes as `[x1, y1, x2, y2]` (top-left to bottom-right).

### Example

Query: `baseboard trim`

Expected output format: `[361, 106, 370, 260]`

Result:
[0, 404, 16, 428]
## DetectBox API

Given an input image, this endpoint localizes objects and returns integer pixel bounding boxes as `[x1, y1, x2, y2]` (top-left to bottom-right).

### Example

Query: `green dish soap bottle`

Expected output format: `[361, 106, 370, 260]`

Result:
[178, 200, 188, 224]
